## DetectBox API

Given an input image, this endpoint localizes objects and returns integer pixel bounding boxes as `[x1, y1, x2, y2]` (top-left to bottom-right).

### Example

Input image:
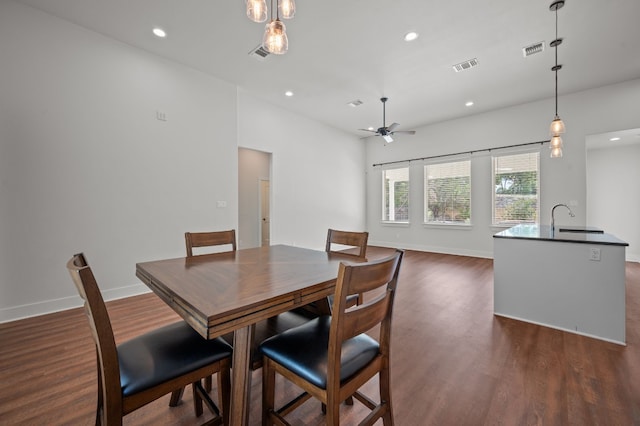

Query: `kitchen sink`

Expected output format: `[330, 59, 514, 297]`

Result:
[558, 226, 604, 234]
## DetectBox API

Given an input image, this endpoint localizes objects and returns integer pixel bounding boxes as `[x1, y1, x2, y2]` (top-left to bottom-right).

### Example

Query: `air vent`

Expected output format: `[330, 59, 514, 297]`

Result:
[249, 45, 270, 60]
[452, 58, 479, 73]
[523, 41, 545, 57]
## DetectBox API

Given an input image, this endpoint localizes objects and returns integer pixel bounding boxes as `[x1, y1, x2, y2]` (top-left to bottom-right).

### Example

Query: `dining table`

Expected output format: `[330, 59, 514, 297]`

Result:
[135, 244, 351, 426]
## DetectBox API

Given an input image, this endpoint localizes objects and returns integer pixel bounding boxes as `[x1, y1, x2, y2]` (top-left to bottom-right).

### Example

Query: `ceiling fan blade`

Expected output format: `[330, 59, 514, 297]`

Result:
[387, 122, 400, 132]
[358, 128, 379, 133]
[393, 130, 416, 135]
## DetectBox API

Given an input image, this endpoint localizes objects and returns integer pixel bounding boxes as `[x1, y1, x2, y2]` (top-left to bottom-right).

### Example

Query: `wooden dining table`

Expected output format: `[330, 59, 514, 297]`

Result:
[135, 244, 350, 426]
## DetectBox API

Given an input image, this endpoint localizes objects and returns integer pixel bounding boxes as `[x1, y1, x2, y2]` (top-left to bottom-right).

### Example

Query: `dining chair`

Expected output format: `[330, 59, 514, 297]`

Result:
[326, 229, 369, 306]
[67, 253, 232, 426]
[325, 229, 369, 260]
[259, 249, 404, 426]
[185, 229, 237, 256]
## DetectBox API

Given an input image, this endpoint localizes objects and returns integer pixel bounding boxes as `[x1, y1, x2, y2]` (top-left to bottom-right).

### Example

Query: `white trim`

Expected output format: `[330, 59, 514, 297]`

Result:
[0, 283, 151, 324]
[369, 239, 493, 259]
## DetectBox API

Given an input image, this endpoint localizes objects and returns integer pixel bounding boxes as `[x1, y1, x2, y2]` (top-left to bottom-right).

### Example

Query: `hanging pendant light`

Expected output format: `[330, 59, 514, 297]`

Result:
[246, 0, 268, 23]
[263, 19, 288, 54]
[278, 0, 296, 19]
[262, 0, 288, 54]
[248, 0, 293, 54]
[549, 0, 565, 158]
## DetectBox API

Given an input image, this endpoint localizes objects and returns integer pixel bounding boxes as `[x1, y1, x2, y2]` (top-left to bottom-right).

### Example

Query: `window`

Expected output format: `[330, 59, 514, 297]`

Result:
[382, 167, 409, 222]
[424, 160, 471, 224]
[492, 152, 540, 225]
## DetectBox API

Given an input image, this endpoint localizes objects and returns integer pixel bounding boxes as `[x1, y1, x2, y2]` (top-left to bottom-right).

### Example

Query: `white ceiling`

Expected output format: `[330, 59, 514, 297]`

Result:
[14, 0, 640, 137]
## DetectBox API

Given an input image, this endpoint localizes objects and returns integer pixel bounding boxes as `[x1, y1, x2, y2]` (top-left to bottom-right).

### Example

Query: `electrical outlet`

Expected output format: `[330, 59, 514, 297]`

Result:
[156, 110, 167, 121]
[589, 247, 601, 261]
[216, 200, 227, 208]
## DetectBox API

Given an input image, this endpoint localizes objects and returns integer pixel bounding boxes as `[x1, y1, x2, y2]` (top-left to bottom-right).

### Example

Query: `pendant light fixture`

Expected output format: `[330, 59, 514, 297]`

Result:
[549, 0, 565, 158]
[247, 0, 295, 54]
[278, 0, 295, 19]
[246, 0, 268, 23]
[263, 17, 288, 54]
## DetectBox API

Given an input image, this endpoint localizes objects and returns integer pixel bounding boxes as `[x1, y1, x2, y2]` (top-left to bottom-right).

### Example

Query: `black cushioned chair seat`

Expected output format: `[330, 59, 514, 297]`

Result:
[258, 316, 379, 389]
[119, 321, 233, 396]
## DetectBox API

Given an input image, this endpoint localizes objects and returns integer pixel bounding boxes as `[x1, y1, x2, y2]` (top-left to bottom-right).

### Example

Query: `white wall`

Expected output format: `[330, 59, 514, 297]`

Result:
[366, 79, 640, 258]
[0, 1, 238, 321]
[0, 2, 366, 322]
[237, 92, 367, 251]
[587, 143, 640, 262]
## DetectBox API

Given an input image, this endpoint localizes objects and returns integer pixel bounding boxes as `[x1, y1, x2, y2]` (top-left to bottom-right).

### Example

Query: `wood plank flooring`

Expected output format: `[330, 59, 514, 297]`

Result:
[1, 248, 639, 425]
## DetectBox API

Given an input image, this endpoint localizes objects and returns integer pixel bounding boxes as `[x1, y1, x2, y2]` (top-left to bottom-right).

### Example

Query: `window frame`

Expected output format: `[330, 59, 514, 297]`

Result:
[381, 166, 410, 224]
[423, 159, 472, 226]
[491, 151, 540, 226]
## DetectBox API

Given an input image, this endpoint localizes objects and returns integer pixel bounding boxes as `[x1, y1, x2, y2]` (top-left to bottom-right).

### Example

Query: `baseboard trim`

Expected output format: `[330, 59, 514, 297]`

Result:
[369, 240, 494, 259]
[0, 283, 151, 324]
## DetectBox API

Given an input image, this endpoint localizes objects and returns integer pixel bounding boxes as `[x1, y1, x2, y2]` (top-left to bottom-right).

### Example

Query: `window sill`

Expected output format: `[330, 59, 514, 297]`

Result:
[380, 221, 410, 227]
[423, 222, 472, 230]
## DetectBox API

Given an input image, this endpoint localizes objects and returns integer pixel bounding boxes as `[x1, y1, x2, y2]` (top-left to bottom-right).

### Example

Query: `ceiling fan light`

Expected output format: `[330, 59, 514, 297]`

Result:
[382, 134, 394, 143]
[550, 116, 565, 135]
[263, 19, 288, 55]
[247, 0, 268, 23]
[279, 0, 296, 19]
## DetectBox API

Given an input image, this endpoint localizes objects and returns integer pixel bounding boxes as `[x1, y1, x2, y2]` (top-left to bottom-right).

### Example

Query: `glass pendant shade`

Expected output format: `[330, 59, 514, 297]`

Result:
[263, 19, 288, 54]
[247, 0, 268, 23]
[550, 147, 563, 158]
[550, 135, 563, 149]
[279, 0, 296, 19]
[550, 116, 566, 135]
[550, 134, 563, 158]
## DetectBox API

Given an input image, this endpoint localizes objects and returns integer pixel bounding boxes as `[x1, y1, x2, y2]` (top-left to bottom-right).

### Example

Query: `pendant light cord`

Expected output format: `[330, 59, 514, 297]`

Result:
[554, 7, 559, 117]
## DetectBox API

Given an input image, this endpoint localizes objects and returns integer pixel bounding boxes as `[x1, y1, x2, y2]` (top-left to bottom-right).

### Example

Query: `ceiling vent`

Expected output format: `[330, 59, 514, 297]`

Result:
[523, 41, 545, 57]
[249, 44, 270, 60]
[452, 58, 479, 73]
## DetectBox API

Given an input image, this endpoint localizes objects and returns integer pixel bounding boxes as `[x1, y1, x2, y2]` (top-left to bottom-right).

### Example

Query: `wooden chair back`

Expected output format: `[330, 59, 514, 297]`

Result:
[185, 229, 236, 257]
[326, 249, 403, 424]
[259, 249, 404, 425]
[67, 253, 125, 424]
[325, 229, 368, 260]
[67, 253, 232, 425]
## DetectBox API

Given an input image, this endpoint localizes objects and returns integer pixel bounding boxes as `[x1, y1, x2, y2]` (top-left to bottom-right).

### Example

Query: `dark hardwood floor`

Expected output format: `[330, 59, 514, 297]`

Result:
[1, 248, 639, 425]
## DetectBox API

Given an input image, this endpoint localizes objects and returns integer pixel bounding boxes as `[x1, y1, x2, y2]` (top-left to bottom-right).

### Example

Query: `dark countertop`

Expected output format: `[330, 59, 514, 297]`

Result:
[493, 224, 629, 246]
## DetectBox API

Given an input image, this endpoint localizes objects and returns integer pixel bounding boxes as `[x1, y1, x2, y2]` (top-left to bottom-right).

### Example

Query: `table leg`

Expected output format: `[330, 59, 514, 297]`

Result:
[229, 324, 255, 426]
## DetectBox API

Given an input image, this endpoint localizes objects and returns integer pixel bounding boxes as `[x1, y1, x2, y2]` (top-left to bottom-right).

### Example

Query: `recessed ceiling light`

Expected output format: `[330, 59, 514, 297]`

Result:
[347, 99, 363, 107]
[465, 101, 474, 107]
[609, 137, 621, 141]
[367, 127, 375, 131]
[285, 91, 294, 97]
[152, 28, 167, 38]
[404, 31, 419, 42]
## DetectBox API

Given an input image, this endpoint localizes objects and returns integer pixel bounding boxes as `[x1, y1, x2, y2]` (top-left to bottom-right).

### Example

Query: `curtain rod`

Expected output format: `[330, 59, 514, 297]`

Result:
[372, 139, 550, 167]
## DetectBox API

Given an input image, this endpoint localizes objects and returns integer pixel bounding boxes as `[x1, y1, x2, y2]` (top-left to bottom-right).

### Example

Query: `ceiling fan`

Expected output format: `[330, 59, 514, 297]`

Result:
[359, 97, 416, 143]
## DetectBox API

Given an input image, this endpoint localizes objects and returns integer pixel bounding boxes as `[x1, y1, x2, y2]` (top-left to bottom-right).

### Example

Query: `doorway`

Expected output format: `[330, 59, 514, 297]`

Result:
[586, 128, 640, 262]
[238, 148, 272, 249]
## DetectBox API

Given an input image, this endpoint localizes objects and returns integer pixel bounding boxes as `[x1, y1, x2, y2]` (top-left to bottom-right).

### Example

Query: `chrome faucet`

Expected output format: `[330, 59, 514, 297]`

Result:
[551, 203, 575, 232]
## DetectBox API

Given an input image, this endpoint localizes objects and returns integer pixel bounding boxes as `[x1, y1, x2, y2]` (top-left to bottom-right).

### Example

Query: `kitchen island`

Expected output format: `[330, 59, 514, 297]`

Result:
[493, 224, 629, 344]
